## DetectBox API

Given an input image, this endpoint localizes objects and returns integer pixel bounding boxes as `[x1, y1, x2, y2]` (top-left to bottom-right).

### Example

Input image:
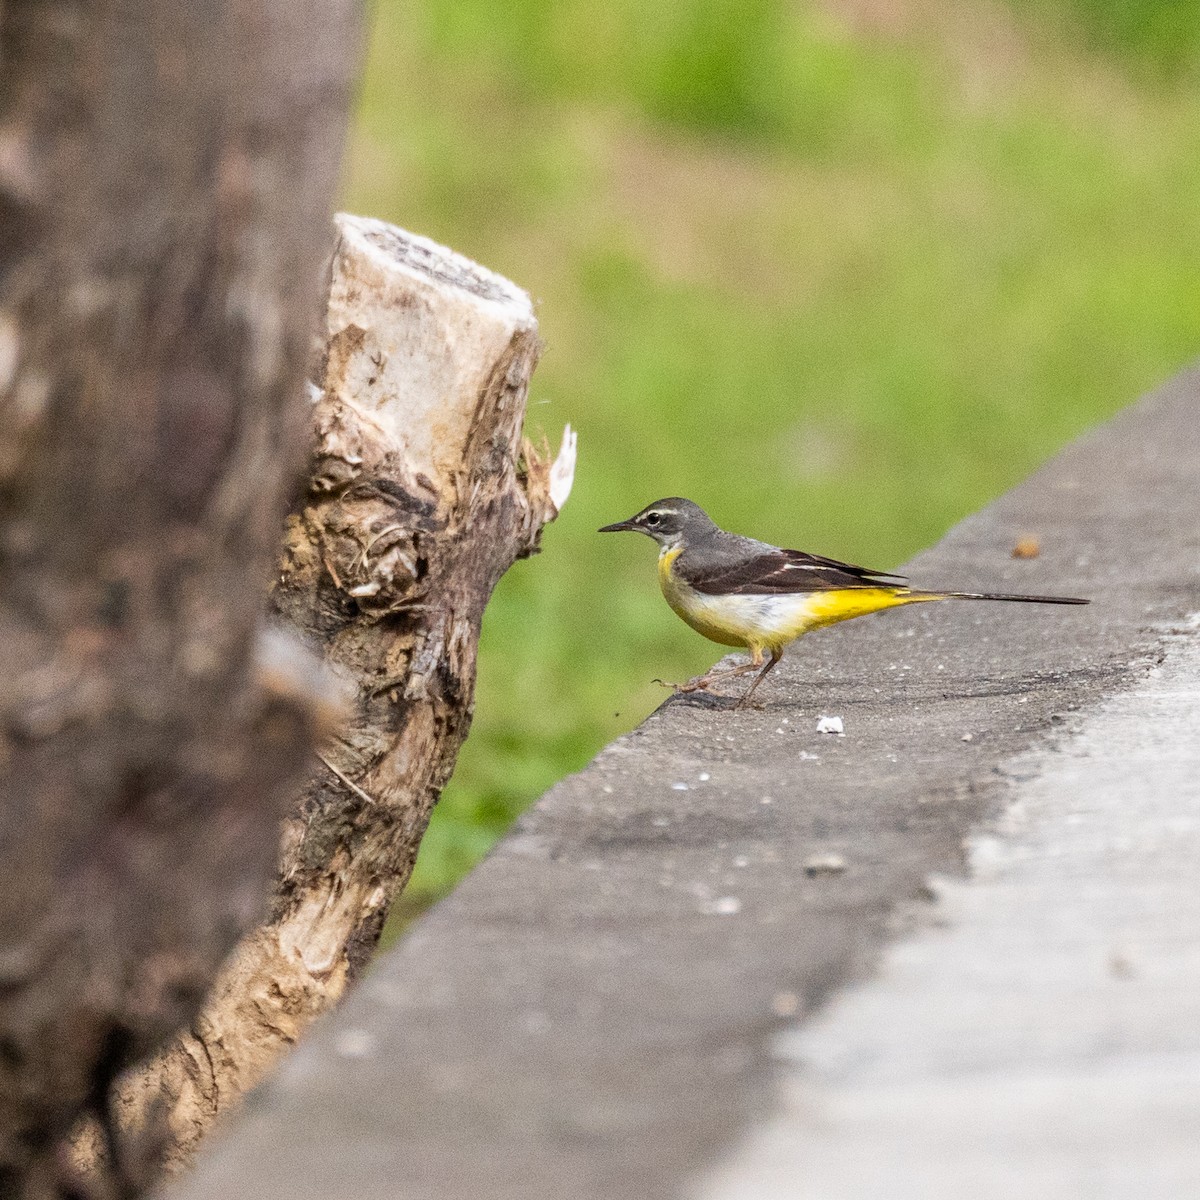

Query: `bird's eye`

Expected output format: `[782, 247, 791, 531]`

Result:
[645, 512, 661, 526]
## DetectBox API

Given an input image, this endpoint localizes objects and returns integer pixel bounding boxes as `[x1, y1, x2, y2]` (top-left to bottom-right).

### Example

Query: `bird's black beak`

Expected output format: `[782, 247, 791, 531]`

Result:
[598, 519, 635, 533]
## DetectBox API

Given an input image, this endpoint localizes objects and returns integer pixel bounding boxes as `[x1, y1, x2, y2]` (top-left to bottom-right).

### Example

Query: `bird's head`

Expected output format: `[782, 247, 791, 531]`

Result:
[598, 497, 716, 549]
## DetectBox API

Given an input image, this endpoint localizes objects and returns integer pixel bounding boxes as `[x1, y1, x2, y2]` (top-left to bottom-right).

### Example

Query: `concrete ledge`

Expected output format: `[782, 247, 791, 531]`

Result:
[175, 368, 1200, 1200]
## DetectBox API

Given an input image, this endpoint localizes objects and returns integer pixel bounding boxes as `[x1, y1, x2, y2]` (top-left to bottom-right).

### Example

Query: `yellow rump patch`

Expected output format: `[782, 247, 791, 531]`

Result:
[800, 587, 923, 630]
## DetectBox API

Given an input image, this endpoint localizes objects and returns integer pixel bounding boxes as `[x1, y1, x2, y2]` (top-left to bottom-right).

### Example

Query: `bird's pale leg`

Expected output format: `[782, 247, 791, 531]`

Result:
[736, 647, 782, 709]
[658, 647, 765, 694]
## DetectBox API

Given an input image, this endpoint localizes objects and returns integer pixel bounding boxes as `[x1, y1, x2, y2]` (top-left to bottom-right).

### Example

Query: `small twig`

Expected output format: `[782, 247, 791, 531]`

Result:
[314, 752, 378, 807]
[320, 553, 343, 590]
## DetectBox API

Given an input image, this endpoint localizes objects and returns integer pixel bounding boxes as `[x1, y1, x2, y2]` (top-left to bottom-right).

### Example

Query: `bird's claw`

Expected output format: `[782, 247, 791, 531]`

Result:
[653, 676, 713, 693]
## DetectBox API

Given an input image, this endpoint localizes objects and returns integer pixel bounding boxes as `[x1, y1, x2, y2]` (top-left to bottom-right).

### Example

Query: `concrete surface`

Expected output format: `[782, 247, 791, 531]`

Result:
[699, 628, 1200, 1200]
[175, 367, 1200, 1200]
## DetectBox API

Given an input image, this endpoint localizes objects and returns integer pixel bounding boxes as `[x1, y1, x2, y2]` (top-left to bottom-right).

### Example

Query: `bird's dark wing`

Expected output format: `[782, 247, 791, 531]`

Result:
[680, 545, 907, 596]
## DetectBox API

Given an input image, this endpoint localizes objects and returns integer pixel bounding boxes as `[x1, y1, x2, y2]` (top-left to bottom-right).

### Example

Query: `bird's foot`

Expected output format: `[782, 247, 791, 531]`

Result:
[654, 674, 716, 694]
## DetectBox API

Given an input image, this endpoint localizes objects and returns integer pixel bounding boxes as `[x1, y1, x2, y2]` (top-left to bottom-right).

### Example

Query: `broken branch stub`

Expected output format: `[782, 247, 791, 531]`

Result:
[278, 214, 575, 960]
[111, 215, 574, 1170]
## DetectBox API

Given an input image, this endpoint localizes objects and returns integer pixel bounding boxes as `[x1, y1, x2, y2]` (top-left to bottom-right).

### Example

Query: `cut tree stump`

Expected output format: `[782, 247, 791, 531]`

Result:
[100, 215, 576, 1175]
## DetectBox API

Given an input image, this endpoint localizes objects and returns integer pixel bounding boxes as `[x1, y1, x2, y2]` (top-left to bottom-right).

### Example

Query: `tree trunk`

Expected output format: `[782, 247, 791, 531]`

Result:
[0, 2, 360, 1196]
[97, 216, 575, 1175]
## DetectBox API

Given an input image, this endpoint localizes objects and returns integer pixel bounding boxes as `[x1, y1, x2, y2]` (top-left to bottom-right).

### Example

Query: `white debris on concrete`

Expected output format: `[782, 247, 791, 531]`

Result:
[802, 853, 847, 877]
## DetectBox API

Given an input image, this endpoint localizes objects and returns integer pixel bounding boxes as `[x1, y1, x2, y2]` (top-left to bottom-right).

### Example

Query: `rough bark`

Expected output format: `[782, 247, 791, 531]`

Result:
[0, 2, 360, 1196]
[99, 216, 575, 1173]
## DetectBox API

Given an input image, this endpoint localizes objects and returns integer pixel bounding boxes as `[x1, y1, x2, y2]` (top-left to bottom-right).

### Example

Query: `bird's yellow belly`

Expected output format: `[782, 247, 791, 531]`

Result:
[658, 550, 913, 651]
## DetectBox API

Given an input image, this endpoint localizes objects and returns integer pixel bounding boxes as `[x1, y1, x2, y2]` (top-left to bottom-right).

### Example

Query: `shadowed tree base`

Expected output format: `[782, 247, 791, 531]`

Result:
[0, 1, 361, 1194]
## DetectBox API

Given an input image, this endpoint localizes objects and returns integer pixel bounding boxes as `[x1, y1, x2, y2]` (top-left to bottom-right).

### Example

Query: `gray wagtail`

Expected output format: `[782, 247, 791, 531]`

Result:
[600, 498, 1088, 708]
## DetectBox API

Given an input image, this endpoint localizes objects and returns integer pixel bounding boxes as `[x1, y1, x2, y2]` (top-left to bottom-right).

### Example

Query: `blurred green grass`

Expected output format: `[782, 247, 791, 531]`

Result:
[344, 0, 1200, 920]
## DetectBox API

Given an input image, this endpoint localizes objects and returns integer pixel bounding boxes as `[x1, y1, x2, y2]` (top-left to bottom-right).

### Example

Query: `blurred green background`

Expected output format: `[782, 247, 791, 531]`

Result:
[343, 0, 1200, 921]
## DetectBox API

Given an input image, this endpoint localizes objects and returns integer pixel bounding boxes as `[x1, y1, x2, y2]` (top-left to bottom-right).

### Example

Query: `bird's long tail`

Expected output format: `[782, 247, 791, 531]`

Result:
[913, 590, 1089, 606]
